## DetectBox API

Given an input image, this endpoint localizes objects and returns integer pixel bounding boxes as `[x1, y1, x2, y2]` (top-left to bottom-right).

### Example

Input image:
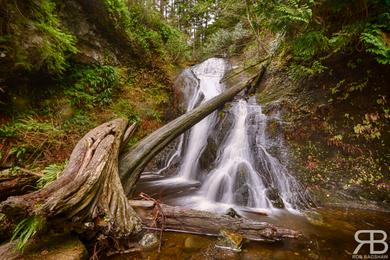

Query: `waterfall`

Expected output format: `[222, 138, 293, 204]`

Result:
[177, 58, 225, 180]
[142, 57, 308, 214]
[146, 58, 225, 180]
[198, 99, 271, 209]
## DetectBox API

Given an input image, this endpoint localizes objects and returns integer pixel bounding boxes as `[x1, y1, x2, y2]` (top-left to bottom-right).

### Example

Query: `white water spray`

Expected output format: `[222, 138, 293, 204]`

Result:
[142, 57, 308, 213]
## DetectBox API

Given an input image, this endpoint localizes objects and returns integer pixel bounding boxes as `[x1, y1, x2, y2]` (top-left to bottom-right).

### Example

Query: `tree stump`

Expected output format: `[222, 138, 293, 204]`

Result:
[0, 119, 141, 238]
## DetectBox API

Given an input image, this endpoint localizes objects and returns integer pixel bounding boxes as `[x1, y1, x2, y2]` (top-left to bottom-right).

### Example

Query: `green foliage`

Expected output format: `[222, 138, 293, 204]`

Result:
[328, 22, 365, 54]
[159, 24, 191, 62]
[103, 0, 189, 63]
[354, 112, 387, 141]
[203, 22, 250, 57]
[104, 0, 133, 29]
[0, 117, 60, 137]
[273, 0, 313, 28]
[12, 216, 45, 252]
[1, 0, 77, 74]
[112, 100, 140, 123]
[292, 31, 329, 60]
[361, 27, 390, 64]
[10, 146, 28, 161]
[62, 111, 93, 130]
[251, 0, 313, 33]
[65, 65, 119, 109]
[36, 162, 66, 189]
[288, 60, 327, 80]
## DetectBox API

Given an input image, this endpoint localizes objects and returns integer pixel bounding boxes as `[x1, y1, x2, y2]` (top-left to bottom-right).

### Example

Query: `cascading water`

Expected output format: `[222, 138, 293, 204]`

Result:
[197, 99, 271, 210]
[177, 58, 225, 180]
[141, 57, 308, 214]
[146, 58, 225, 181]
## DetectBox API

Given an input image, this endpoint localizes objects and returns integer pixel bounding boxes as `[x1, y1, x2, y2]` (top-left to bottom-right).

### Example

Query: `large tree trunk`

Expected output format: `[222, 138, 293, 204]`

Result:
[0, 119, 141, 238]
[119, 71, 264, 196]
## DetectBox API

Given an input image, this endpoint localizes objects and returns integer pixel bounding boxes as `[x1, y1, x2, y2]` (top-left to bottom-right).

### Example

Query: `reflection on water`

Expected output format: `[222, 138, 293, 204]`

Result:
[107, 207, 389, 259]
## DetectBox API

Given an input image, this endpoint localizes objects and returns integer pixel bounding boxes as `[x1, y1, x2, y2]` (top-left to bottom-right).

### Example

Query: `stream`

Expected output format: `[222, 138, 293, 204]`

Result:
[117, 58, 389, 259]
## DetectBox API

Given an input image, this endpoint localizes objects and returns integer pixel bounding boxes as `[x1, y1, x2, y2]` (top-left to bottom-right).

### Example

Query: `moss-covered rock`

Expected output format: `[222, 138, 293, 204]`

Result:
[0, 233, 88, 260]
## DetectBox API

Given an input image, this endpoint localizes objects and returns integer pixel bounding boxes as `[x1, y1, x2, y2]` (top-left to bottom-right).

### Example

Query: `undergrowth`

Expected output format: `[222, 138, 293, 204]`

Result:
[36, 162, 66, 189]
[0, 0, 78, 74]
[11, 216, 45, 252]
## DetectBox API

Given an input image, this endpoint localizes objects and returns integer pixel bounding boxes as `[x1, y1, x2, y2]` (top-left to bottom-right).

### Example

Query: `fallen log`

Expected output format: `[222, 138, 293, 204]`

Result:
[129, 200, 301, 242]
[119, 67, 267, 196]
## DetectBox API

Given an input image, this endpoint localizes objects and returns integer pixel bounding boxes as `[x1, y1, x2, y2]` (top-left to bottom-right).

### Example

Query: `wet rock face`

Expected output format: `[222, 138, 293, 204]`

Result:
[266, 187, 285, 208]
[0, 233, 88, 260]
[143, 137, 182, 176]
[198, 109, 234, 173]
[58, 0, 119, 65]
[232, 164, 251, 205]
[224, 208, 241, 219]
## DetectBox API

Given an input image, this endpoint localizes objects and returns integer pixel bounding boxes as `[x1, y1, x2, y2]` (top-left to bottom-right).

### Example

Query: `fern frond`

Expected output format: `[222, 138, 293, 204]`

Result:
[11, 216, 45, 252]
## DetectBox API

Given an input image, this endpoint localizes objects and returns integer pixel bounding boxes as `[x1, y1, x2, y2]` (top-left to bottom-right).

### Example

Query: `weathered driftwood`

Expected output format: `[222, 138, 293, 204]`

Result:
[119, 73, 264, 196]
[0, 119, 141, 238]
[129, 200, 301, 241]
[0, 171, 40, 202]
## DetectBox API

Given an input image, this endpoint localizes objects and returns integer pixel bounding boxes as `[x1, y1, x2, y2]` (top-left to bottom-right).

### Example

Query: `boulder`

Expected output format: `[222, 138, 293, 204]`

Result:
[0, 233, 88, 260]
[139, 233, 158, 249]
[183, 236, 205, 251]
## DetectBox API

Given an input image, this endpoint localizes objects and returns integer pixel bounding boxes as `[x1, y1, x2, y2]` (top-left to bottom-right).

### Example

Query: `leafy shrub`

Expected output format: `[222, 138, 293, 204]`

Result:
[251, 0, 313, 33]
[203, 22, 250, 57]
[361, 28, 390, 65]
[10, 146, 28, 161]
[292, 31, 329, 60]
[65, 65, 119, 109]
[159, 24, 190, 62]
[103, 0, 189, 63]
[328, 22, 365, 54]
[288, 60, 327, 80]
[62, 111, 93, 130]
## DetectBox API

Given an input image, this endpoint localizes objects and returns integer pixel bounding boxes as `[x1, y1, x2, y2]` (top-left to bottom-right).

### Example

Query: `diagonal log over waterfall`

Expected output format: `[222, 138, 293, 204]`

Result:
[0, 62, 301, 242]
[119, 64, 267, 196]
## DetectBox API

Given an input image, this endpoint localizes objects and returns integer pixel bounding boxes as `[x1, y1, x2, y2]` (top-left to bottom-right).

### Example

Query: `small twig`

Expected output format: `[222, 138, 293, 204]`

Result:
[106, 247, 141, 256]
[90, 243, 99, 260]
[139, 192, 166, 252]
[142, 226, 217, 237]
[19, 167, 43, 177]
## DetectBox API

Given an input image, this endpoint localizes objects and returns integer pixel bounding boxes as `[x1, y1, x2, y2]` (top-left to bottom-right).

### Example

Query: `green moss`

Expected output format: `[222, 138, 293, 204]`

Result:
[1, 0, 78, 74]
[112, 100, 140, 123]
